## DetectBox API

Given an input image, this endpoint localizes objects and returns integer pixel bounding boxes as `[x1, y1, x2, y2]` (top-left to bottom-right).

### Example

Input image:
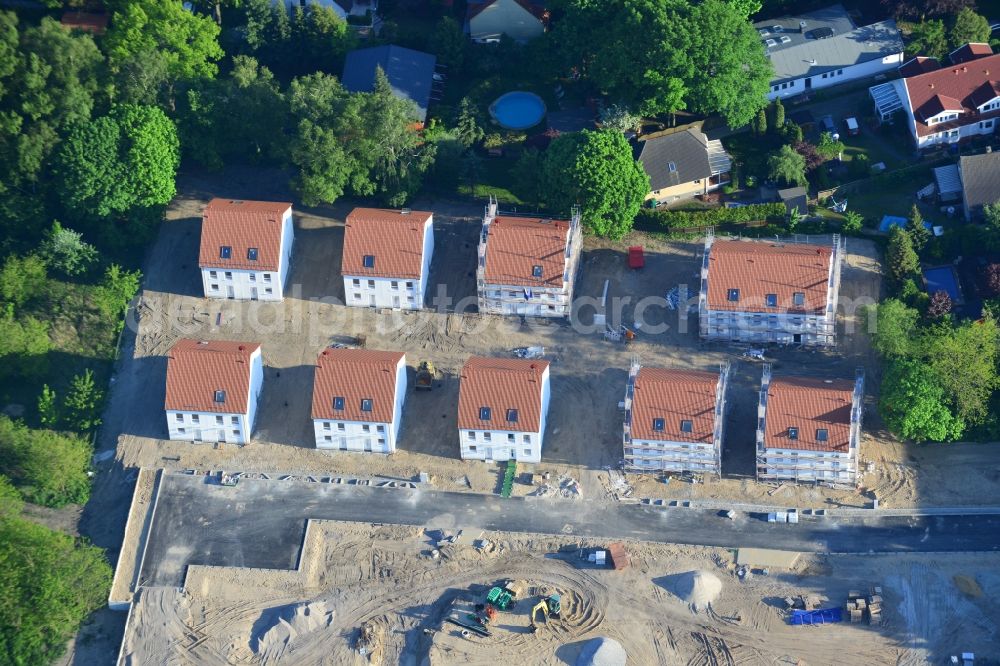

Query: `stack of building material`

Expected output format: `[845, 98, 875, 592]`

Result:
[868, 587, 883, 625]
[845, 591, 866, 623]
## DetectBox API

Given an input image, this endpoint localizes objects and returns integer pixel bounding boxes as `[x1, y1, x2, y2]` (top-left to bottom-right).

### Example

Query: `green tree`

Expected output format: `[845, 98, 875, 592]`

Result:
[291, 4, 356, 72]
[753, 107, 767, 136]
[923, 317, 1000, 425]
[112, 48, 171, 106]
[37, 384, 57, 427]
[886, 226, 921, 289]
[62, 369, 103, 433]
[104, 0, 223, 84]
[725, 0, 762, 17]
[842, 210, 864, 233]
[984, 201, 1000, 233]
[287, 73, 356, 205]
[0, 475, 23, 521]
[38, 221, 97, 276]
[0, 515, 112, 663]
[0, 311, 49, 378]
[879, 359, 965, 442]
[816, 132, 845, 161]
[94, 264, 142, 323]
[542, 129, 650, 240]
[908, 19, 948, 60]
[0, 254, 46, 309]
[55, 104, 180, 219]
[454, 97, 484, 149]
[868, 298, 919, 357]
[948, 8, 990, 49]
[599, 104, 641, 134]
[907, 204, 930, 252]
[431, 16, 465, 70]
[0, 416, 92, 506]
[769, 98, 785, 132]
[767, 144, 807, 187]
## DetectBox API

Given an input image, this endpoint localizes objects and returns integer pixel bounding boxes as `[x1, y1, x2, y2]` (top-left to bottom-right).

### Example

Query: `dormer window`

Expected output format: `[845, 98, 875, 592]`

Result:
[680, 419, 693, 433]
[480, 407, 491, 421]
[652, 418, 665, 432]
[333, 396, 345, 411]
[362, 255, 375, 268]
[792, 292, 805, 306]
[765, 293, 777, 307]
[788, 426, 799, 440]
[532, 265, 543, 278]
[247, 247, 259, 261]
[220, 246, 232, 259]
[727, 288, 740, 302]
[360, 398, 373, 412]
[506, 408, 518, 423]
[816, 428, 829, 442]
[214, 390, 226, 403]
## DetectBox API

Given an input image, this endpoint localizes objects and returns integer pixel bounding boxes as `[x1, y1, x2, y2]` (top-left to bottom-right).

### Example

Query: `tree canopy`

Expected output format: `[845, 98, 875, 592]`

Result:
[767, 145, 807, 187]
[541, 129, 650, 239]
[0, 416, 91, 507]
[879, 359, 966, 442]
[948, 7, 991, 48]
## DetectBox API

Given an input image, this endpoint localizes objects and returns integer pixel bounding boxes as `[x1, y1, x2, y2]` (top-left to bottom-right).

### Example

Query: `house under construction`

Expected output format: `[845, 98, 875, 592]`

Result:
[698, 232, 844, 346]
[756, 365, 865, 485]
[476, 197, 582, 318]
[622, 359, 729, 475]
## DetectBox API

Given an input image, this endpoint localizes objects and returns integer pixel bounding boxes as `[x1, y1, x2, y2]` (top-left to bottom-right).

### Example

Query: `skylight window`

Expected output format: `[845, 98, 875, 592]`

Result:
[652, 418, 665, 432]
[727, 288, 740, 302]
[667, 162, 677, 173]
[793, 292, 805, 306]
[360, 398, 373, 412]
[362, 255, 375, 268]
[532, 265, 543, 278]
[765, 293, 777, 307]
[220, 246, 232, 259]
[247, 247, 259, 261]
[680, 419, 693, 433]
[816, 428, 829, 442]
[788, 426, 799, 440]
[506, 408, 518, 423]
[333, 396, 345, 411]
[480, 407, 492, 421]
[214, 390, 226, 403]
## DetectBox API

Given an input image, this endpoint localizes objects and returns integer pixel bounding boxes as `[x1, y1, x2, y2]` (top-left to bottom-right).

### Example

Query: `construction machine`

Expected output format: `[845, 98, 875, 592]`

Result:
[529, 595, 562, 632]
[415, 361, 436, 390]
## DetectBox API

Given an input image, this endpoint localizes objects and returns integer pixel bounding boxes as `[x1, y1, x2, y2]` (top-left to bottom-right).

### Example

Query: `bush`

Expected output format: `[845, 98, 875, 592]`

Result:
[635, 202, 787, 230]
[0, 416, 92, 507]
[0, 255, 47, 310]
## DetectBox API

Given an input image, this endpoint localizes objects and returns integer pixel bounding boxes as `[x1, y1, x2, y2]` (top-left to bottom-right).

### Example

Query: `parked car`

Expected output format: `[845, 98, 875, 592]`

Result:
[845, 117, 860, 136]
[821, 115, 835, 133]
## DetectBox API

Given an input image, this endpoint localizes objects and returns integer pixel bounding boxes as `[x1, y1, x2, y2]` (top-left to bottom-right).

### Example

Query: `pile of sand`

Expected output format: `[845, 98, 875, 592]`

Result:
[251, 600, 334, 660]
[576, 637, 627, 666]
[673, 570, 722, 610]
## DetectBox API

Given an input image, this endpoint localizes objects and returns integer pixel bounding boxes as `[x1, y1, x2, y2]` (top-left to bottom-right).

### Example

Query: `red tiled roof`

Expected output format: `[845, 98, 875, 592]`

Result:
[898, 56, 939, 78]
[764, 376, 855, 453]
[903, 52, 1000, 137]
[165, 339, 260, 414]
[60, 12, 108, 33]
[706, 240, 832, 314]
[341, 208, 433, 279]
[467, 0, 547, 22]
[917, 94, 963, 121]
[483, 216, 570, 287]
[631, 368, 719, 443]
[950, 43, 993, 65]
[458, 357, 549, 433]
[311, 348, 405, 423]
[198, 199, 292, 271]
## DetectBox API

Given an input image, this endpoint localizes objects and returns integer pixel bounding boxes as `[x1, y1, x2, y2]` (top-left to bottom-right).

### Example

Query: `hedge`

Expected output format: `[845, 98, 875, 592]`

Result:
[634, 203, 787, 230]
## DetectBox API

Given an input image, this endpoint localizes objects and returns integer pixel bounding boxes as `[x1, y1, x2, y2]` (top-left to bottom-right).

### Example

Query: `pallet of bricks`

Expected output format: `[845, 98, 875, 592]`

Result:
[844, 585, 882, 626]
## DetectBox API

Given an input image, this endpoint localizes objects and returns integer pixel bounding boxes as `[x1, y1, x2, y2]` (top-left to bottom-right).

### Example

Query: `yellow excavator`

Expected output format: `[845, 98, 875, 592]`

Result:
[529, 595, 561, 632]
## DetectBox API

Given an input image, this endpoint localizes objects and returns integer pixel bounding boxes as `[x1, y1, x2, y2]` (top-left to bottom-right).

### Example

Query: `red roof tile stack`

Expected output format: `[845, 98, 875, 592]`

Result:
[165, 339, 260, 413]
[458, 357, 549, 432]
[341, 208, 433, 279]
[311, 349, 405, 423]
[706, 240, 832, 314]
[631, 368, 719, 443]
[903, 50, 1000, 137]
[483, 216, 570, 287]
[764, 376, 855, 452]
[199, 199, 292, 271]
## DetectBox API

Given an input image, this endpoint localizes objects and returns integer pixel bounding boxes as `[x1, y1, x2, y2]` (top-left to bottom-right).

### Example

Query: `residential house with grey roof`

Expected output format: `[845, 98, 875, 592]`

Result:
[959, 151, 1000, 221]
[637, 127, 732, 204]
[342, 44, 437, 124]
[758, 4, 903, 101]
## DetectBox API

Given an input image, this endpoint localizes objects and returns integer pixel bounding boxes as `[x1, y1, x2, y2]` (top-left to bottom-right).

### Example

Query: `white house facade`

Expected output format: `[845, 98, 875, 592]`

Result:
[698, 233, 843, 347]
[199, 199, 294, 301]
[311, 348, 407, 453]
[622, 362, 729, 476]
[477, 198, 582, 318]
[164, 340, 264, 445]
[457, 357, 550, 463]
[756, 366, 864, 485]
[341, 208, 434, 310]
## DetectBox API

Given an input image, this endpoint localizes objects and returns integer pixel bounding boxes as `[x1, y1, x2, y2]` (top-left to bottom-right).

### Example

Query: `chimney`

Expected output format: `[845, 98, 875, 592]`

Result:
[929, 83, 935, 89]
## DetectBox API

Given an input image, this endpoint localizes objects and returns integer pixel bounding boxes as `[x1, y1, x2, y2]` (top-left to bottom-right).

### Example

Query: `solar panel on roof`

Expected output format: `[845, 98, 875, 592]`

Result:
[809, 27, 834, 39]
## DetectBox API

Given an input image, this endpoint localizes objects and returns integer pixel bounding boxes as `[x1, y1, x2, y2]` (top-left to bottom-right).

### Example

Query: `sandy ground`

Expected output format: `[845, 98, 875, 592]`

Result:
[119, 519, 1000, 665]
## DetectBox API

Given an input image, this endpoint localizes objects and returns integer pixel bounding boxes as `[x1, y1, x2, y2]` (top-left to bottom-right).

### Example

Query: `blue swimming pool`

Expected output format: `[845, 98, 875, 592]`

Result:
[923, 266, 962, 302]
[490, 91, 546, 130]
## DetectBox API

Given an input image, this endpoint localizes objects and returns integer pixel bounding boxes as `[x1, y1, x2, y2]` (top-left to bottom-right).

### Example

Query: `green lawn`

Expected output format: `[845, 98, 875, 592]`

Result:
[457, 156, 527, 205]
[837, 167, 933, 223]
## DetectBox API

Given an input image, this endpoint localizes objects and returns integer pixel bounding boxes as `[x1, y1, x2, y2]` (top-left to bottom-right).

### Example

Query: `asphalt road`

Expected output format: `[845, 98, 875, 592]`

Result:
[138, 473, 1000, 588]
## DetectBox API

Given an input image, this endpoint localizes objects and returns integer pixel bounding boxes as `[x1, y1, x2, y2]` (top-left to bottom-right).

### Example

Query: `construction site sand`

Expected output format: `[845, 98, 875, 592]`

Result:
[118, 519, 1000, 666]
[671, 570, 722, 611]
